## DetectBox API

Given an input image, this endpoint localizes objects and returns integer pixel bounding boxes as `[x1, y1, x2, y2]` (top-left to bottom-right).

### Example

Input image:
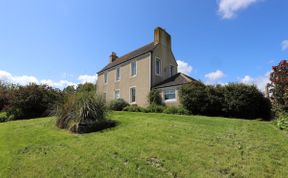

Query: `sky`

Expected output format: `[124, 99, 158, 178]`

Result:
[0, 0, 287, 91]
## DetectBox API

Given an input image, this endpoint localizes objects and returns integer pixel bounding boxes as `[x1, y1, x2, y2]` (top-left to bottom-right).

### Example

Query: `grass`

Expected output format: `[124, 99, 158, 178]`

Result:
[0, 112, 288, 178]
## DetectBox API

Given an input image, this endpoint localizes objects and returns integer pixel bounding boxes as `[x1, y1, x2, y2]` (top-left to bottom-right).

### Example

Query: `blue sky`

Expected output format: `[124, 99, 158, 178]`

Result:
[0, 0, 287, 90]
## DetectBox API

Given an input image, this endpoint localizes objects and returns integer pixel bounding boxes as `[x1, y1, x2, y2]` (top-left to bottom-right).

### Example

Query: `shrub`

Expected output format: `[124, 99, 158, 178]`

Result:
[274, 112, 288, 130]
[109, 99, 129, 111]
[0, 112, 8, 123]
[148, 89, 163, 105]
[205, 85, 224, 116]
[55, 92, 113, 133]
[179, 81, 209, 115]
[146, 104, 166, 113]
[179, 82, 271, 120]
[163, 106, 179, 114]
[6, 84, 62, 120]
[123, 105, 145, 112]
[222, 83, 271, 120]
[163, 106, 189, 115]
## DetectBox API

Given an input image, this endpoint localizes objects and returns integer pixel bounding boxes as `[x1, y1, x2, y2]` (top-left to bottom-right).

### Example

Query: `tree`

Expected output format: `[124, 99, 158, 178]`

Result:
[76, 83, 97, 93]
[268, 60, 288, 112]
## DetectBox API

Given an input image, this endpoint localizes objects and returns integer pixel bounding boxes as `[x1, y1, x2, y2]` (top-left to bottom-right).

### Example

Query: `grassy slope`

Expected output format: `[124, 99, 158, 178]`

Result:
[0, 112, 288, 178]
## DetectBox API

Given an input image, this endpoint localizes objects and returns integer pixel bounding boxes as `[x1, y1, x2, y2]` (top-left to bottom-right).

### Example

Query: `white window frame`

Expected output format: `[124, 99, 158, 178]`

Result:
[104, 72, 108, 84]
[164, 89, 176, 102]
[114, 89, 120, 99]
[115, 67, 121, 82]
[131, 61, 137, 77]
[129, 86, 136, 104]
[155, 57, 161, 76]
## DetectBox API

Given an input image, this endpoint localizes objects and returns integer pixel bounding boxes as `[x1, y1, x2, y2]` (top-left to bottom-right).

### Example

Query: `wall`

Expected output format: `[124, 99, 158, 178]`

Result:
[97, 53, 151, 107]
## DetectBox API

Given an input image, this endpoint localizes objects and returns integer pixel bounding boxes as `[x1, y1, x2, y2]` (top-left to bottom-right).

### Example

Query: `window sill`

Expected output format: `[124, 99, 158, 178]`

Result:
[164, 99, 177, 103]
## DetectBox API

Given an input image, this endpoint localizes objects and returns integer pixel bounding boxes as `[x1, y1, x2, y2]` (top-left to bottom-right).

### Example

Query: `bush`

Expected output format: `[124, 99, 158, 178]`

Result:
[6, 84, 62, 120]
[274, 112, 288, 130]
[179, 82, 271, 120]
[179, 81, 209, 115]
[123, 105, 145, 112]
[0, 112, 8, 123]
[148, 89, 163, 105]
[146, 104, 166, 113]
[163, 106, 179, 114]
[163, 106, 189, 115]
[109, 99, 129, 111]
[55, 92, 113, 133]
[222, 84, 271, 120]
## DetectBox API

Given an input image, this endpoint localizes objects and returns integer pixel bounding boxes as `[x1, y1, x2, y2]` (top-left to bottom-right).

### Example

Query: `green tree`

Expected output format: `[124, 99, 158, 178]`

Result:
[268, 60, 288, 112]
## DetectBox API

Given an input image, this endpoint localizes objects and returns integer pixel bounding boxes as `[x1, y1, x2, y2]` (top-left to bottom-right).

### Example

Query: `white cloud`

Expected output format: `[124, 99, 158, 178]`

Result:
[0, 70, 39, 85]
[78, 74, 98, 84]
[282, 40, 288, 51]
[40, 80, 77, 89]
[240, 71, 271, 91]
[177, 60, 193, 74]
[205, 70, 225, 81]
[0, 70, 91, 89]
[218, 0, 260, 19]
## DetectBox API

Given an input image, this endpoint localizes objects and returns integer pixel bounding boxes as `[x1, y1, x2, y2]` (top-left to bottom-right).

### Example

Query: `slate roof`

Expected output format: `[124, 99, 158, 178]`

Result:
[153, 73, 196, 89]
[98, 42, 157, 74]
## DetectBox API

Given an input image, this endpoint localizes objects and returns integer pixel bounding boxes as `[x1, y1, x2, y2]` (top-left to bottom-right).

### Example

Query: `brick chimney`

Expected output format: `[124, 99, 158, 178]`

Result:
[154, 27, 171, 48]
[109, 52, 118, 63]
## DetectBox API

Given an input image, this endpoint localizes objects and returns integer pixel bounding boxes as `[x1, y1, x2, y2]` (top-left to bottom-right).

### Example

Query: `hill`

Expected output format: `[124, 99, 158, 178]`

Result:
[0, 112, 287, 177]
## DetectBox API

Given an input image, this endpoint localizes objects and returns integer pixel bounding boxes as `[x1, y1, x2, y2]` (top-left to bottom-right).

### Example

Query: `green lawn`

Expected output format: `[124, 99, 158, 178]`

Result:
[0, 112, 288, 178]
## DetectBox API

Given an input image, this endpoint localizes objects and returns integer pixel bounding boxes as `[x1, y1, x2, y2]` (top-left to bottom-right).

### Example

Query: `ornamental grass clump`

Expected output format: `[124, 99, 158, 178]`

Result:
[55, 92, 115, 133]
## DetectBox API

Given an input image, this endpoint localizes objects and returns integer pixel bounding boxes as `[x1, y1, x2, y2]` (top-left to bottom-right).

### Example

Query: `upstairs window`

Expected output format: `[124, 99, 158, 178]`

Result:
[170, 65, 174, 77]
[104, 72, 108, 84]
[116, 67, 120, 81]
[156, 58, 161, 75]
[130, 87, 136, 103]
[131, 61, 137, 77]
[164, 89, 176, 100]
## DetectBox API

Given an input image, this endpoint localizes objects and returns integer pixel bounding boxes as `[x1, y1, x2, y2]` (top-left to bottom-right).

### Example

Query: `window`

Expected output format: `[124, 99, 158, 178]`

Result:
[170, 65, 174, 77]
[114, 90, 120, 99]
[156, 58, 161, 75]
[130, 87, 136, 103]
[104, 72, 108, 84]
[164, 89, 176, 100]
[116, 67, 120, 81]
[131, 61, 137, 77]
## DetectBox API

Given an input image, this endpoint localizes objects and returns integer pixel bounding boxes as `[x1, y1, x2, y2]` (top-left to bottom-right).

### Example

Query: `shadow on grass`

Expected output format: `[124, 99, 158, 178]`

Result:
[70, 120, 119, 134]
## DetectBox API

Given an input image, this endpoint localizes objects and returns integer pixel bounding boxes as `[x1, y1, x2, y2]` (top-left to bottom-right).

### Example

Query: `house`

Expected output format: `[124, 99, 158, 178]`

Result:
[96, 27, 195, 106]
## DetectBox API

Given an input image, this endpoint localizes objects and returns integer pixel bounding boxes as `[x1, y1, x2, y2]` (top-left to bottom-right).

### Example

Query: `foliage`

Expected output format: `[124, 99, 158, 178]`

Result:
[55, 92, 111, 133]
[6, 84, 62, 120]
[76, 83, 97, 93]
[274, 112, 288, 130]
[179, 81, 209, 115]
[109, 98, 129, 111]
[123, 105, 145, 112]
[179, 82, 271, 120]
[268, 60, 288, 112]
[63, 85, 76, 94]
[148, 89, 163, 105]
[1, 112, 288, 177]
[0, 81, 17, 111]
[222, 83, 271, 120]
[163, 106, 189, 115]
[0, 112, 8, 123]
[146, 104, 166, 113]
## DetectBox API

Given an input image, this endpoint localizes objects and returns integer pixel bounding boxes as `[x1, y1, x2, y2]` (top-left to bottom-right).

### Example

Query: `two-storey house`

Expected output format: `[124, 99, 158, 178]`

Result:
[97, 27, 195, 106]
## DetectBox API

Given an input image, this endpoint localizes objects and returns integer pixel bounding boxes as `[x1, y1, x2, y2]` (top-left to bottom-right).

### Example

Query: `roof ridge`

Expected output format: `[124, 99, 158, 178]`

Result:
[97, 42, 157, 74]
